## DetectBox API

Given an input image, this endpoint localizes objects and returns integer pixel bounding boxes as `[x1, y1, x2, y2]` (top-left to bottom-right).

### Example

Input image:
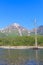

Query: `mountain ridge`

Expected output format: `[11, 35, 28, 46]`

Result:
[0, 23, 43, 37]
[0, 23, 30, 37]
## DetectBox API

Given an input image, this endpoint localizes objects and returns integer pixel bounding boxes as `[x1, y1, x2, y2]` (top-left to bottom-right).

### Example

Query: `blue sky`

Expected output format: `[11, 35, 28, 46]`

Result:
[0, 0, 43, 29]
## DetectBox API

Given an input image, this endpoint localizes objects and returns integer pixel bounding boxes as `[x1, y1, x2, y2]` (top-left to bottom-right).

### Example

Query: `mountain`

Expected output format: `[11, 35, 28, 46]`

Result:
[0, 23, 43, 37]
[31, 25, 43, 35]
[0, 23, 30, 37]
[37, 25, 43, 35]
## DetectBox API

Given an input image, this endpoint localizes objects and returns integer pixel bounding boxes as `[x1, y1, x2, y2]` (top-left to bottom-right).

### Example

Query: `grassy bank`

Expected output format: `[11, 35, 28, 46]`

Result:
[0, 36, 43, 46]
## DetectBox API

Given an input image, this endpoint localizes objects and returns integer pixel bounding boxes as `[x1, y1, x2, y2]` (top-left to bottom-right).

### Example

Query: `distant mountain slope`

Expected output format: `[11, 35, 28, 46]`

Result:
[0, 32, 6, 38]
[0, 23, 30, 37]
[0, 23, 43, 37]
[31, 25, 43, 35]
[37, 25, 43, 35]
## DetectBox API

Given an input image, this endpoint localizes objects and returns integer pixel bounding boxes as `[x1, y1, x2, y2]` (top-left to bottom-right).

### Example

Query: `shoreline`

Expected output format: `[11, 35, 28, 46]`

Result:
[0, 46, 43, 49]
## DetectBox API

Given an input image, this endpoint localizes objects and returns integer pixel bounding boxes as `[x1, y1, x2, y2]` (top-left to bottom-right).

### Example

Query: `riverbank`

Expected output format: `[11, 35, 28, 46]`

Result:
[0, 46, 43, 49]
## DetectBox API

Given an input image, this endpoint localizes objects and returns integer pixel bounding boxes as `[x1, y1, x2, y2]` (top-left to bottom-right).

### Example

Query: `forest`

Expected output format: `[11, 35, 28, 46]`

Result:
[0, 36, 43, 46]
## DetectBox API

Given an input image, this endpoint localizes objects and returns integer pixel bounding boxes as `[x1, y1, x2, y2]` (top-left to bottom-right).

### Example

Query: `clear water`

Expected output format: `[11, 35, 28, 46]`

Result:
[0, 48, 43, 65]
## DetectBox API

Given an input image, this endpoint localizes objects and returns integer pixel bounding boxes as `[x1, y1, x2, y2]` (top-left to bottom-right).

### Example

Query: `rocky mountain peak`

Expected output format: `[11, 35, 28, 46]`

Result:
[11, 23, 20, 27]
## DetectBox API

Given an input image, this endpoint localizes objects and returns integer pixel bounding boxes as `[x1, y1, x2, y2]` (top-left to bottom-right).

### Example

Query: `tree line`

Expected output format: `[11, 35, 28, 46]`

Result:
[0, 36, 43, 46]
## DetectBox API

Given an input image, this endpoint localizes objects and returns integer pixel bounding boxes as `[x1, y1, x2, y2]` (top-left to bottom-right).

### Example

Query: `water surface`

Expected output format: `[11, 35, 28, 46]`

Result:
[0, 48, 43, 65]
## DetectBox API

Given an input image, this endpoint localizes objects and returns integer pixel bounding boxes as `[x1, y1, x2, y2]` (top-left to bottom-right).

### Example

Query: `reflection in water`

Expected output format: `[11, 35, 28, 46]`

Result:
[24, 50, 39, 65]
[36, 50, 39, 65]
[25, 60, 37, 65]
[0, 48, 43, 65]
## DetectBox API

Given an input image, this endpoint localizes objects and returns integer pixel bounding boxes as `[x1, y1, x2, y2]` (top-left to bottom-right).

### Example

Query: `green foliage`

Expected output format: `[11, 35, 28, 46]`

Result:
[37, 35, 43, 46]
[0, 36, 43, 46]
